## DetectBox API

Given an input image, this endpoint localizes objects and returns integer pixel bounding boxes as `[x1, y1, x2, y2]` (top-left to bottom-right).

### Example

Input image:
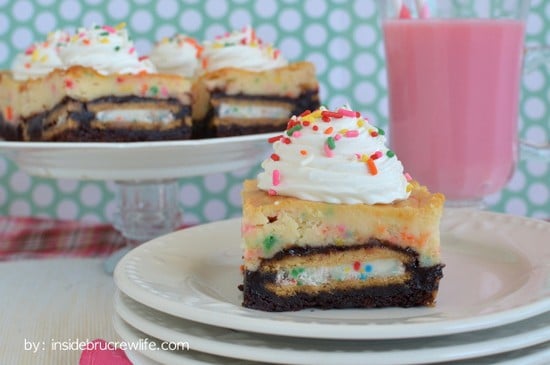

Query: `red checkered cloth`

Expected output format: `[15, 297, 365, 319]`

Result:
[0, 216, 127, 261]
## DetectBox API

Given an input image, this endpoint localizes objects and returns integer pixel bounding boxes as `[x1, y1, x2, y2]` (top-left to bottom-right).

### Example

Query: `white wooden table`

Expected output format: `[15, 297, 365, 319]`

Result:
[0, 258, 117, 364]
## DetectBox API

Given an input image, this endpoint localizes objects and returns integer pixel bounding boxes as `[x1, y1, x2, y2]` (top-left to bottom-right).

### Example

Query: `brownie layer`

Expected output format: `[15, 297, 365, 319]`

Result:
[23, 96, 192, 142]
[197, 90, 320, 138]
[0, 114, 22, 141]
[241, 239, 444, 312]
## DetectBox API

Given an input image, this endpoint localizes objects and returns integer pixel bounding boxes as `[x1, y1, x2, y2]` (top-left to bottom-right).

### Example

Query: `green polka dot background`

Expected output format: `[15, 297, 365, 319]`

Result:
[0, 0, 548, 223]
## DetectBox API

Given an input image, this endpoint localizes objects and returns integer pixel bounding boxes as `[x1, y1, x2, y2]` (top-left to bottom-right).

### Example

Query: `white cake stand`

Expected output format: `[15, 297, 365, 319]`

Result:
[0, 134, 274, 272]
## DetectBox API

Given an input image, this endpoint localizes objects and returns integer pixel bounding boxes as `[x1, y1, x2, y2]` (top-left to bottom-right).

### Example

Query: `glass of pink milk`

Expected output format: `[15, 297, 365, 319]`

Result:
[379, 0, 550, 208]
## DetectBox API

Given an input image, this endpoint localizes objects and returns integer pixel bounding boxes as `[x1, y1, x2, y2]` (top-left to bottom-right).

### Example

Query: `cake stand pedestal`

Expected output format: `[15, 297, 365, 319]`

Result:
[103, 179, 182, 273]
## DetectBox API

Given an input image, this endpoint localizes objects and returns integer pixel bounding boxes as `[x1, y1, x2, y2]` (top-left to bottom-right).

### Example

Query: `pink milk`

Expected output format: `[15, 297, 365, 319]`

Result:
[383, 20, 525, 201]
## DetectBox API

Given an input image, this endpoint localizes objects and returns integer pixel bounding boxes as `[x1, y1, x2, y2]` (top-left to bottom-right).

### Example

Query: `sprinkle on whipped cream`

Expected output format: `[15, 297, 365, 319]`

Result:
[201, 26, 288, 72]
[59, 23, 156, 75]
[257, 106, 412, 205]
[11, 31, 68, 80]
[11, 23, 156, 80]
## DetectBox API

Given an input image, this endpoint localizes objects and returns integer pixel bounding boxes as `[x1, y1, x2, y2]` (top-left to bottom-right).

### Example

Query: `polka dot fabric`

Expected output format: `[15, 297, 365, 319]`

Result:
[0, 0, 548, 222]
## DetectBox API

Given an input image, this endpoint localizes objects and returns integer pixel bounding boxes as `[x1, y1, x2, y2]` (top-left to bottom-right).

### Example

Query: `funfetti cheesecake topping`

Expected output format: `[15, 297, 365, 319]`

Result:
[257, 106, 412, 205]
[150, 34, 202, 78]
[201, 26, 288, 72]
[58, 23, 156, 75]
[11, 31, 68, 80]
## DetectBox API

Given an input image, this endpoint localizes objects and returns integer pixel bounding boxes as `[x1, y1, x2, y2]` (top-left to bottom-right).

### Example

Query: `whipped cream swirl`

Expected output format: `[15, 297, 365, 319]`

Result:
[257, 106, 412, 205]
[150, 34, 202, 78]
[11, 31, 68, 80]
[58, 24, 156, 75]
[201, 26, 288, 72]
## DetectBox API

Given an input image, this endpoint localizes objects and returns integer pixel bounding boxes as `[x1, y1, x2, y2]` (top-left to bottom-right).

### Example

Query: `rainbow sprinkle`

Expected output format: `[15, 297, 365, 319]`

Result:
[268, 135, 283, 143]
[367, 159, 378, 175]
[272, 169, 281, 186]
[326, 136, 336, 150]
[286, 124, 302, 136]
[323, 143, 334, 157]
[370, 151, 383, 160]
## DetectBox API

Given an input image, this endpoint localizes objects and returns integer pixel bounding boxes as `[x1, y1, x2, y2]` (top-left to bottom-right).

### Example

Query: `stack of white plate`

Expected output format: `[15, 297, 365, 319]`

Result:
[113, 209, 550, 365]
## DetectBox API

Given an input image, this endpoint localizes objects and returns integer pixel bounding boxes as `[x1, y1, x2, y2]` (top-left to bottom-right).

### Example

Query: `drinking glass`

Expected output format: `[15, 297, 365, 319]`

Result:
[378, 0, 550, 208]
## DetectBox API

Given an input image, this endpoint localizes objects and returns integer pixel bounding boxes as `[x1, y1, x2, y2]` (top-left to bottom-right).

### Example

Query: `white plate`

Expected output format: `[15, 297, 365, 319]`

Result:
[124, 350, 160, 365]
[114, 209, 550, 340]
[113, 314, 260, 365]
[114, 290, 550, 365]
[0, 133, 275, 180]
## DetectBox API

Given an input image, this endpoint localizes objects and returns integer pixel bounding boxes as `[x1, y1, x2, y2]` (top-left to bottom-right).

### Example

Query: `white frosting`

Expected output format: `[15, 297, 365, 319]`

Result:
[150, 34, 201, 78]
[11, 25, 155, 79]
[257, 106, 412, 205]
[201, 26, 288, 72]
[58, 25, 156, 75]
[11, 31, 68, 81]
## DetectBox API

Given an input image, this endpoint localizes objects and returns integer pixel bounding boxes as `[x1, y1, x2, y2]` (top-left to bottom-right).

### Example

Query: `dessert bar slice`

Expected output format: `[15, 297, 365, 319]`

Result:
[241, 180, 445, 312]
[192, 62, 319, 138]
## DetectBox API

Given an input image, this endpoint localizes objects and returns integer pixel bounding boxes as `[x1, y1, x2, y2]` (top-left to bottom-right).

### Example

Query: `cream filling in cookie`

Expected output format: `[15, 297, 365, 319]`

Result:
[275, 258, 405, 286]
[218, 103, 289, 119]
[96, 109, 175, 124]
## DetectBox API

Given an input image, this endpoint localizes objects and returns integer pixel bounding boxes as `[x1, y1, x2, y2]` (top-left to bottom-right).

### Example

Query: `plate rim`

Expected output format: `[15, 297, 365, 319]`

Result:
[114, 209, 550, 340]
[114, 290, 550, 365]
[0, 132, 278, 151]
[113, 313, 247, 365]
[0, 132, 277, 180]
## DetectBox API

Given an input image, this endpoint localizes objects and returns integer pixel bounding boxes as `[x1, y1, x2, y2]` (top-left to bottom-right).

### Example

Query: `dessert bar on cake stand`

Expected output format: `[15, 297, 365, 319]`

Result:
[0, 134, 274, 272]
